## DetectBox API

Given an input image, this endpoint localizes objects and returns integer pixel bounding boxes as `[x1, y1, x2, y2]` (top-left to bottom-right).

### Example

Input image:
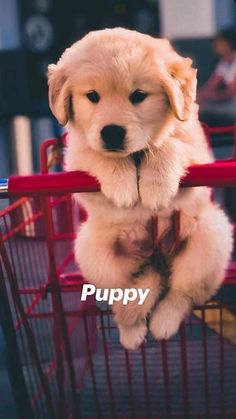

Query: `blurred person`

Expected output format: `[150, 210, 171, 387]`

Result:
[198, 28, 236, 125]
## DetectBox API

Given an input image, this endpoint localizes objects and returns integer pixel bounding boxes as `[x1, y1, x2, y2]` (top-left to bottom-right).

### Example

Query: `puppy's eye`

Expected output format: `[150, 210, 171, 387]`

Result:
[129, 90, 148, 105]
[86, 90, 100, 103]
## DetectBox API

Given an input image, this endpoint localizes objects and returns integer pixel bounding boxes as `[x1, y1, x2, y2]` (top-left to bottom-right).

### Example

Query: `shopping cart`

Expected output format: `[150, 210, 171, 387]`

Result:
[201, 123, 236, 155]
[1, 132, 236, 419]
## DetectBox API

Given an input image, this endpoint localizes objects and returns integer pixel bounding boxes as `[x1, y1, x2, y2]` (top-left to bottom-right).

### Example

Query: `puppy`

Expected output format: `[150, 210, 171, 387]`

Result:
[48, 28, 233, 350]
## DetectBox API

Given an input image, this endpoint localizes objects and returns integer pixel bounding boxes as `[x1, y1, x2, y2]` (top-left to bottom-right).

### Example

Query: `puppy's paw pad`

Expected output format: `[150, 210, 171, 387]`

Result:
[149, 303, 183, 340]
[119, 322, 147, 351]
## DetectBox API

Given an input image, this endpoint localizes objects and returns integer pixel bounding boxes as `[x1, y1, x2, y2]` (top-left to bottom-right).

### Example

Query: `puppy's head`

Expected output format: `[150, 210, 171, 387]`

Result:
[48, 28, 197, 157]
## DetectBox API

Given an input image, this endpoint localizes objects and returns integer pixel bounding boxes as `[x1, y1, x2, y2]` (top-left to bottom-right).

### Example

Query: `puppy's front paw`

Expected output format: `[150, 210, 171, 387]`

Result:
[140, 180, 179, 211]
[101, 178, 138, 208]
[149, 300, 187, 340]
[119, 322, 147, 350]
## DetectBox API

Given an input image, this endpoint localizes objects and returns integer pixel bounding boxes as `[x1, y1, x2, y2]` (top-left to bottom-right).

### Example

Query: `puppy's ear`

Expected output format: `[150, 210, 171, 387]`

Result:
[161, 58, 197, 121]
[48, 64, 72, 126]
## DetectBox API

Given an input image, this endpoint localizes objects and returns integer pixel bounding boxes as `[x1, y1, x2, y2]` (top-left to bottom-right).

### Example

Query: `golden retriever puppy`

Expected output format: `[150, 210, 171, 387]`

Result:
[48, 28, 233, 350]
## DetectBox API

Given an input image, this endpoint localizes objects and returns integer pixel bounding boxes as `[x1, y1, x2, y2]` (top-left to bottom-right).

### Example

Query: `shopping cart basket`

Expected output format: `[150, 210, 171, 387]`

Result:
[1, 140, 236, 418]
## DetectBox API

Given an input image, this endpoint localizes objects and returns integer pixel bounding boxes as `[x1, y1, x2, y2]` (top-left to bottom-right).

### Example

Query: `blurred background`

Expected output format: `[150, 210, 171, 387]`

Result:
[0, 0, 236, 177]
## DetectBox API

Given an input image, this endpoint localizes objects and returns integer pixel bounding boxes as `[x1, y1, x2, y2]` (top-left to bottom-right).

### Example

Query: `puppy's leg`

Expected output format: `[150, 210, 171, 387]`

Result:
[149, 206, 233, 340]
[98, 157, 139, 208]
[75, 222, 140, 289]
[139, 139, 189, 211]
[113, 268, 163, 350]
[68, 147, 139, 208]
[118, 322, 148, 351]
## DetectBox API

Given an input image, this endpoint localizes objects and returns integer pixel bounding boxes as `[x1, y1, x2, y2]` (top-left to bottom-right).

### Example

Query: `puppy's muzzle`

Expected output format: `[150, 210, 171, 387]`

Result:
[101, 124, 126, 151]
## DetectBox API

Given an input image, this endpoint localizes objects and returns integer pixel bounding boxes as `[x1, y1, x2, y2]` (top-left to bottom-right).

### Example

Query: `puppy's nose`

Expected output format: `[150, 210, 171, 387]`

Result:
[101, 124, 126, 151]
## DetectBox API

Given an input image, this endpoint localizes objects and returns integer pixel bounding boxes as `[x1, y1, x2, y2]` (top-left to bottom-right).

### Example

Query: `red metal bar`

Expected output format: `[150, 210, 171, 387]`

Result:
[168, 161, 236, 188]
[124, 350, 136, 419]
[6, 171, 99, 197]
[30, 300, 90, 412]
[202, 308, 210, 417]
[3, 160, 236, 198]
[202, 124, 236, 135]
[40, 135, 67, 173]
[0, 239, 56, 417]
[202, 123, 236, 156]
[0, 197, 28, 217]
[141, 345, 151, 418]
[0, 262, 34, 419]
[233, 125, 236, 159]
[179, 324, 189, 417]
[41, 195, 79, 418]
[161, 341, 171, 417]
[83, 313, 101, 418]
[99, 313, 116, 418]
[1, 209, 43, 241]
[40, 138, 58, 173]
[12, 300, 236, 321]
[14, 292, 44, 331]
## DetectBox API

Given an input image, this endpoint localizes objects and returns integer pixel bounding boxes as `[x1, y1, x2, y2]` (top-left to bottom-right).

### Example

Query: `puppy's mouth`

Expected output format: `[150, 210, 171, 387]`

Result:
[101, 146, 147, 159]
[105, 147, 124, 153]
[101, 148, 130, 158]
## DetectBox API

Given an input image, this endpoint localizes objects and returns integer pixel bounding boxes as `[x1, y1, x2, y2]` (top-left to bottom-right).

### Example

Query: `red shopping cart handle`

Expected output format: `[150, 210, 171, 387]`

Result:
[1, 160, 236, 198]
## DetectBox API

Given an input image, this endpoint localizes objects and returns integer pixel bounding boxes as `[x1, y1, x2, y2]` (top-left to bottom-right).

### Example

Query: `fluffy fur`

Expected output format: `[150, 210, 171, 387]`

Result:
[48, 28, 233, 350]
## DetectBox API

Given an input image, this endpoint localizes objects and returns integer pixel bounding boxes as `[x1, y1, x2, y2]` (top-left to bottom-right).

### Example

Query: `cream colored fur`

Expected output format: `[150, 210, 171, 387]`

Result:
[48, 28, 233, 350]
